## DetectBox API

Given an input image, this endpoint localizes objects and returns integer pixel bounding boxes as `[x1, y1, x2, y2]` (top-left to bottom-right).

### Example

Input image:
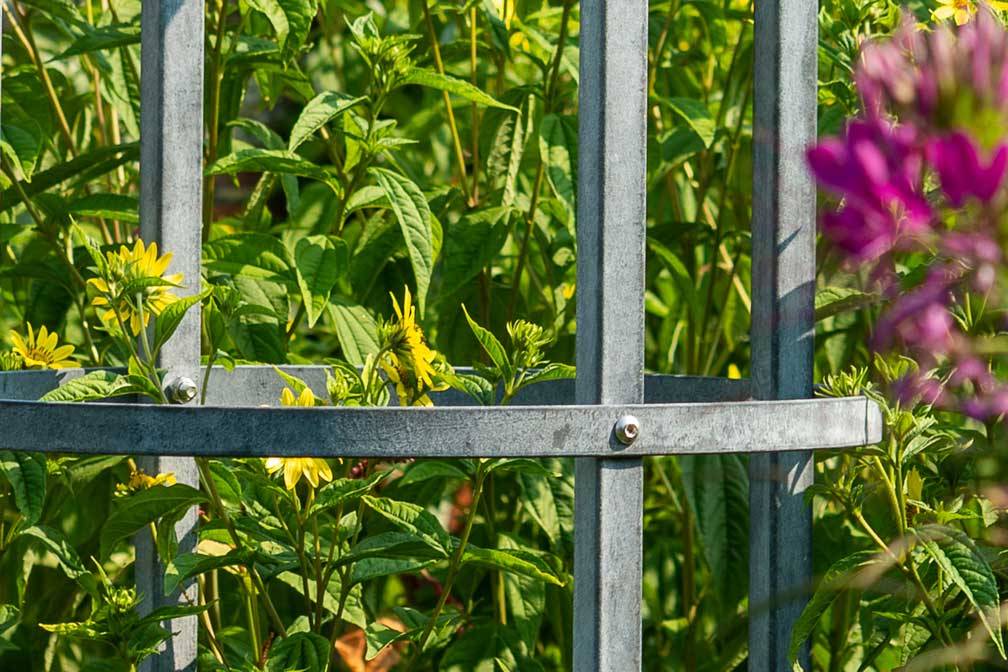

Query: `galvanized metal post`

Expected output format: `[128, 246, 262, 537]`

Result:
[574, 0, 647, 667]
[136, 0, 204, 667]
[749, 0, 818, 669]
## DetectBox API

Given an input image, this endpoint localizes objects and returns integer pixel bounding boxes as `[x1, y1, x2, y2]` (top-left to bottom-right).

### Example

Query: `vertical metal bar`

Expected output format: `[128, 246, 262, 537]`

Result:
[574, 0, 647, 667]
[749, 0, 818, 669]
[137, 0, 203, 667]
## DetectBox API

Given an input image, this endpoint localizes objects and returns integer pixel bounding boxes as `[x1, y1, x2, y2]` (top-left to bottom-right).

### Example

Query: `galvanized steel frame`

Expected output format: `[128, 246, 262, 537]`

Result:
[0, 0, 865, 670]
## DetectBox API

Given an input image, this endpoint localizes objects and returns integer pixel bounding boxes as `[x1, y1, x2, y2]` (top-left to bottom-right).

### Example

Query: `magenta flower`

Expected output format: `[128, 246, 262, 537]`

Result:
[807, 119, 931, 260]
[927, 132, 1008, 206]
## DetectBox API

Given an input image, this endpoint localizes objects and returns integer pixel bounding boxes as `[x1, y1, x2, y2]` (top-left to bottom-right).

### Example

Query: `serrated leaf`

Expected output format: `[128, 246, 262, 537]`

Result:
[40, 371, 135, 403]
[288, 92, 365, 150]
[362, 495, 452, 556]
[308, 472, 385, 517]
[164, 550, 250, 596]
[517, 472, 560, 545]
[326, 299, 380, 366]
[461, 545, 564, 585]
[153, 289, 210, 354]
[815, 287, 882, 322]
[266, 632, 330, 672]
[400, 68, 517, 111]
[440, 207, 511, 297]
[66, 193, 140, 223]
[0, 452, 46, 525]
[538, 114, 576, 214]
[371, 168, 433, 316]
[788, 550, 877, 663]
[462, 305, 512, 380]
[207, 149, 336, 187]
[289, 235, 347, 327]
[914, 524, 1005, 657]
[660, 96, 716, 147]
[100, 484, 207, 559]
[18, 525, 87, 579]
[55, 23, 141, 59]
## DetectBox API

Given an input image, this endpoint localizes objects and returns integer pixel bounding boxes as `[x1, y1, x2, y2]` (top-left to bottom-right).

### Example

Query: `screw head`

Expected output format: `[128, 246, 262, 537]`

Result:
[614, 415, 640, 446]
[165, 377, 198, 404]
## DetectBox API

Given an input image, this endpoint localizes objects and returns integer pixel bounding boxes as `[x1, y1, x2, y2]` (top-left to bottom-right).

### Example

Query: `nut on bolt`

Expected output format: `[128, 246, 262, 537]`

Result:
[165, 377, 198, 404]
[614, 414, 640, 446]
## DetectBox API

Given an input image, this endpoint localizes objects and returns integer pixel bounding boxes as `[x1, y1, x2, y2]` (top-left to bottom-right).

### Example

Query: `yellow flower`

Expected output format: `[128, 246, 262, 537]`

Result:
[116, 468, 176, 494]
[384, 287, 437, 390]
[88, 239, 182, 336]
[264, 387, 335, 490]
[933, 0, 1008, 25]
[8, 324, 76, 369]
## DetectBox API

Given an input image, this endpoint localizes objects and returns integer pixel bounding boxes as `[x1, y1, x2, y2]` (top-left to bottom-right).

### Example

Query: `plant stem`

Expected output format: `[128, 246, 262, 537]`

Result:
[407, 465, 487, 668]
[203, 0, 231, 240]
[420, 0, 472, 204]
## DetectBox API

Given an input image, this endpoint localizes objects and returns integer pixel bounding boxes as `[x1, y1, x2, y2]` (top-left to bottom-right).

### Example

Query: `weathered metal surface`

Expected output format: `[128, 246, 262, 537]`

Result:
[0, 367, 752, 406]
[136, 0, 204, 663]
[0, 396, 881, 457]
[749, 0, 820, 669]
[574, 0, 649, 664]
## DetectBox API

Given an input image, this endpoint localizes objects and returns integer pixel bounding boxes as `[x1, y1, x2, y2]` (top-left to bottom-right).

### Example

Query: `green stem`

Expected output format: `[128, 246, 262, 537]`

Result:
[420, 0, 472, 203]
[407, 465, 488, 668]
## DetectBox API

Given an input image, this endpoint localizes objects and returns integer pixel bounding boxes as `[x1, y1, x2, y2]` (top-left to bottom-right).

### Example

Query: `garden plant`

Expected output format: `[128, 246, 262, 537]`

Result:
[2, 0, 1008, 670]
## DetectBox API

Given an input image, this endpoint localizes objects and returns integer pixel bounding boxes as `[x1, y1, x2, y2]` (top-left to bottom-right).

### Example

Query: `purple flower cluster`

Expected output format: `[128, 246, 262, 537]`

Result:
[809, 9, 1008, 419]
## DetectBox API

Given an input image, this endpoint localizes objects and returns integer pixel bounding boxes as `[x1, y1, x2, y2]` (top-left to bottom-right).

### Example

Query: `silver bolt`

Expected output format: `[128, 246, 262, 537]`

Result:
[165, 377, 198, 404]
[614, 415, 640, 446]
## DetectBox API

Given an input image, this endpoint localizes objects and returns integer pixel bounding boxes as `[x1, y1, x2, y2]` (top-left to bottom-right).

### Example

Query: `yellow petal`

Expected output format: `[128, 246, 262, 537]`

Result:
[281, 388, 296, 406]
[297, 388, 315, 406]
[283, 461, 300, 490]
[52, 345, 75, 361]
[934, 6, 957, 19]
[316, 460, 332, 483]
[265, 457, 283, 473]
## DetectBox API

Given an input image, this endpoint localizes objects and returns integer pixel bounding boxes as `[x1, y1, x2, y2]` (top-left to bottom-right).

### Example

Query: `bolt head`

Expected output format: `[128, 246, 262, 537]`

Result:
[614, 415, 640, 446]
[165, 377, 198, 404]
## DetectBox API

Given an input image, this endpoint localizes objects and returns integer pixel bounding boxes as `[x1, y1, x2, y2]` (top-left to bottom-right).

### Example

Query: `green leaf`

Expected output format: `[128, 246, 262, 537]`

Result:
[538, 114, 576, 214]
[266, 632, 330, 672]
[164, 550, 251, 596]
[397, 461, 470, 487]
[517, 472, 560, 545]
[365, 621, 413, 661]
[400, 68, 518, 111]
[521, 363, 575, 387]
[207, 149, 336, 188]
[462, 305, 512, 381]
[679, 454, 749, 609]
[914, 524, 1005, 657]
[18, 525, 88, 579]
[309, 472, 385, 517]
[326, 299, 380, 366]
[0, 452, 46, 525]
[66, 193, 140, 223]
[440, 207, 511, 297]
[100, 484, 207, 559]
[815, 287, 882, 322]
[136, 603, 210, 628]
[55, 23, 141, 58]
[661, 97, 716, 147]
[244, 0, 290, 48]
[203, 233, 292, 282]
[0, 143, 139, 213]
[788, 550, 877, 663]
[288, 92, 365, 150]
[153, 289, 210, 354]
[362, 495, 452, 556]
[461, 545, 564, 586]
[288, 235, 347, 327]
[371, 168, 433, 316]
[39, 371, 136, 403]
[1, 122, 42, 181]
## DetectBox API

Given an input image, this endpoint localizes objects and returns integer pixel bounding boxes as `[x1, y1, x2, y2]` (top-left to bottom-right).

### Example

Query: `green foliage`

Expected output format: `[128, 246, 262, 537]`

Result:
[3, 0, 1004, 670]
